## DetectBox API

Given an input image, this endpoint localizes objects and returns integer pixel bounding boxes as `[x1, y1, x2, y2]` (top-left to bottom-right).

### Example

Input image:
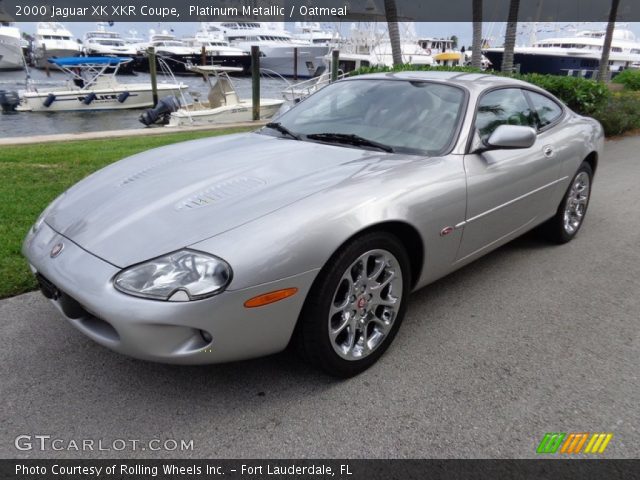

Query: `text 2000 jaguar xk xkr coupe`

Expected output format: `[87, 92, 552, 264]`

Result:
[24, 71, 604, 377]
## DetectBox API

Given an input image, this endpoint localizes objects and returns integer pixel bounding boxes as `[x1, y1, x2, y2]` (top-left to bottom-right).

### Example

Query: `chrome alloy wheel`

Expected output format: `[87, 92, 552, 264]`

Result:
[563, 172, 591, 235]
[328, 249, 403, 361]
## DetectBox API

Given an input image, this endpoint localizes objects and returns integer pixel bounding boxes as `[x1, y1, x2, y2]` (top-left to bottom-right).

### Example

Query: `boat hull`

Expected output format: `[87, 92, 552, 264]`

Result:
[167, 99, 284, 127]
[256, 45, 330, 77]
[17, 84, 187, 112]
[134, 54, 251, 75]
[484, 50, 608, 77]
[0, 35, 23, 70]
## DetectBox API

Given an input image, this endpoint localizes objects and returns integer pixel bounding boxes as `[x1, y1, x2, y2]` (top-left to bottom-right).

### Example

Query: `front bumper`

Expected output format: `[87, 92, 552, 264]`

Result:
[22, 223, 318, 364]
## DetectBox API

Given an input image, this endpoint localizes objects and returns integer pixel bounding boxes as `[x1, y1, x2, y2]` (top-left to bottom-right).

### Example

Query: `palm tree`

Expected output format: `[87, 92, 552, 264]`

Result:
[384, 0, 403, 67]
[597, 0, 621, 82]
[501, 0, 520, 74]
[471, 0, 483, 69]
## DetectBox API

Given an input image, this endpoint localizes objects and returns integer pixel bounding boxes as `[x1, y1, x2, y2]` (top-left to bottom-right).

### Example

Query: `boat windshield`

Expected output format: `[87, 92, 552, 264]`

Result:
[272, 79, 465, 156]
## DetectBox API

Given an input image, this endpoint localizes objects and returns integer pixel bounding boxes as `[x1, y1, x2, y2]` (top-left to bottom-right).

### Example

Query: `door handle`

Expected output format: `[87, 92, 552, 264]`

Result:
[543, 145, 555, 158]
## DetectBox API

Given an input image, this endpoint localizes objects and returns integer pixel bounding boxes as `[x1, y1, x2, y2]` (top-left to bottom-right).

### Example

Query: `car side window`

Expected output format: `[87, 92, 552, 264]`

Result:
[527, 91, 563, 129]
[475, 88, 536, 141]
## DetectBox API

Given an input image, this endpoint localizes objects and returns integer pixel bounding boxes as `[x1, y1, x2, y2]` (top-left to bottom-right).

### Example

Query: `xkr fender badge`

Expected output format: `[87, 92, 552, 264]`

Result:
[50, 242, 64, 258]
[440, 226, 454, 237]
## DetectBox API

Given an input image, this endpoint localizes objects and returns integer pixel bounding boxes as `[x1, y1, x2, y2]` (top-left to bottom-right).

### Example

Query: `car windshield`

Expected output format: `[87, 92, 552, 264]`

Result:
[272, 79, 465, 155]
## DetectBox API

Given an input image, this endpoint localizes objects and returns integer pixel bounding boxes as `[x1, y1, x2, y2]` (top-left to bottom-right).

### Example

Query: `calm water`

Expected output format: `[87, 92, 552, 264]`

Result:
[0, 69, 290, 138]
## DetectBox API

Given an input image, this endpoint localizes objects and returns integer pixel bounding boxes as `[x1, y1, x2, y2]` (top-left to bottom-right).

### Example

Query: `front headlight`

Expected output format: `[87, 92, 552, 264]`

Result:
[113, 249, 232, 302]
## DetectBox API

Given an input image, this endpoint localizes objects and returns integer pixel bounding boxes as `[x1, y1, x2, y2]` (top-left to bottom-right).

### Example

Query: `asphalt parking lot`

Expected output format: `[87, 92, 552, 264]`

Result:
[1, 137, 639, 459]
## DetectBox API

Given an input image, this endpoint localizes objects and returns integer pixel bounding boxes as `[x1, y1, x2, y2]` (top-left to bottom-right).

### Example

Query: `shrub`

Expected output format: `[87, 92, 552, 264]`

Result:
[612, 69, 640, 91]
[593, 91, 640, 137]
[512, 73, 610, 116]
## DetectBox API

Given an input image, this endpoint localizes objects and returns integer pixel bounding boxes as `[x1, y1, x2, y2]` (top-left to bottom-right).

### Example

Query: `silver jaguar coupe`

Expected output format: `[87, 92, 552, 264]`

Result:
[23, 71, 604, 377]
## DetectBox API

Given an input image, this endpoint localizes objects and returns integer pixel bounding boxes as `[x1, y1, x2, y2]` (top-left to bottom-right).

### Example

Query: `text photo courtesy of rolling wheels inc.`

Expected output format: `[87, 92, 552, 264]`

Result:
[1, 0, 639, 479]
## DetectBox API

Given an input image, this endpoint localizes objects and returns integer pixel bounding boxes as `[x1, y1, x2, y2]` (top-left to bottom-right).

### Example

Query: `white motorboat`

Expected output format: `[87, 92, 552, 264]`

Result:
[31, 22, 82, 69]
[0, 21, 24, 70]
[166, 66, 284, 127]
[217, 22, 330, 77]
[17, 57, 187, 112]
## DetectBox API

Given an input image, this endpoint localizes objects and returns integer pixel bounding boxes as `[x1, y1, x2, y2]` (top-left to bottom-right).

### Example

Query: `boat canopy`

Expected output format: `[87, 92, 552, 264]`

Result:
[48, 57, 133, 66]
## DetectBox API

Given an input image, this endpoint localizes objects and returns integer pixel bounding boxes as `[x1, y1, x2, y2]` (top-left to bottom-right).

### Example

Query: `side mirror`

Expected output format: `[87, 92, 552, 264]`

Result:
[485, 125, 537, 150]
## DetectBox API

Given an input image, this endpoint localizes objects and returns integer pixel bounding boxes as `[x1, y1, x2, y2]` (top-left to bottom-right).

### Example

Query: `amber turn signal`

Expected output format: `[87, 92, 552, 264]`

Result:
[244, 288, 299, 308]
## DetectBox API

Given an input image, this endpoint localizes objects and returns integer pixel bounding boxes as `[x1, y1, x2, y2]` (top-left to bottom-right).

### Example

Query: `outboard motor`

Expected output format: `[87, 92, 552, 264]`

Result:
[0, 90, 20, 113]
[139, 96, 181, 126]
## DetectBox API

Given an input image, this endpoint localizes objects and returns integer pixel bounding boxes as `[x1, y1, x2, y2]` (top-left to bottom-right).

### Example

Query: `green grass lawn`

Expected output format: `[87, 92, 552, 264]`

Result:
[0, 128, 252, 299]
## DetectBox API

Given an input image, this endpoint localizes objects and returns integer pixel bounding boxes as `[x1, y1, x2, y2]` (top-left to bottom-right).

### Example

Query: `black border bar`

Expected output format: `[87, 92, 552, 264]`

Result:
[2, 459, 639, 480]
[3, 0, 640, 22]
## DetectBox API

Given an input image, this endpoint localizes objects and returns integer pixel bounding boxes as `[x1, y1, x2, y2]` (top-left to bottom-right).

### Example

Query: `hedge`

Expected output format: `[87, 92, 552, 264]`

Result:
[612, 69, 640, 91]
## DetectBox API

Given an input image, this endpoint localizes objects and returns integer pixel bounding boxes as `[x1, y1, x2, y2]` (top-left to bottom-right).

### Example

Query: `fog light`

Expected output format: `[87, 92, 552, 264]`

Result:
[200, 330, 213, 343]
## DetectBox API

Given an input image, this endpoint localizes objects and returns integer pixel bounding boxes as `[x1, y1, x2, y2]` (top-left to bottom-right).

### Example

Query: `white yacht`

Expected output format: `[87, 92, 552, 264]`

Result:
[293, 22, 339, 46]
[83, 26, 138, 57]
[139, 31, 200, 74]
[82, 25, 139, 74]
[217, 22, 330, 77]
[182, 24, 251, 73]
[0, 21, 23, 70]
[32, 22, 81, 69]
[484, 27, 640, 76]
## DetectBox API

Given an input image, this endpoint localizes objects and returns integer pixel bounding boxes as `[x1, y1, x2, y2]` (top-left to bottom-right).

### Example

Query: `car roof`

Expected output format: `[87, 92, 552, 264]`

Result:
[344, 71, 539, 94]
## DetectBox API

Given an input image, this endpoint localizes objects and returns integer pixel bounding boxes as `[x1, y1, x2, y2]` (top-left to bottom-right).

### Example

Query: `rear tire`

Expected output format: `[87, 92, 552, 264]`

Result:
[296, 232, 411, 378]
[542, 162, 593, 244]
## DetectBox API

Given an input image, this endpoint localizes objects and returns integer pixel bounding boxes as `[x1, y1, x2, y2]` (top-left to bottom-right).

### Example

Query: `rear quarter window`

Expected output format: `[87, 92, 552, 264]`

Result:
[527, 91, 563, 129]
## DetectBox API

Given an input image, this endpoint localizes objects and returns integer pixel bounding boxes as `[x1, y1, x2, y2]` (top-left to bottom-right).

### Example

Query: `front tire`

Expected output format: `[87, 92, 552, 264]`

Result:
[543, 162, 593, 244]
[296, 232, 411, 377]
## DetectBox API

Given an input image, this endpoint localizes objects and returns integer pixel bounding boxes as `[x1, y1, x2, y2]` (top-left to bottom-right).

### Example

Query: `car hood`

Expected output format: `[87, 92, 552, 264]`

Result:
[46, 133, 392, 267]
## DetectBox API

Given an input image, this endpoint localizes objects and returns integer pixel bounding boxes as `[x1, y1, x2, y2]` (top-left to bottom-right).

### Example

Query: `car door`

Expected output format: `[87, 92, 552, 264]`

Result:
[456, 87, 563, 262]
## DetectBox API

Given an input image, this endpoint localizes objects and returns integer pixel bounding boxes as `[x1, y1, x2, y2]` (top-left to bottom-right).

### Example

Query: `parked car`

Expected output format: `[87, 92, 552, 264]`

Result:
[23, 71, 604, 377]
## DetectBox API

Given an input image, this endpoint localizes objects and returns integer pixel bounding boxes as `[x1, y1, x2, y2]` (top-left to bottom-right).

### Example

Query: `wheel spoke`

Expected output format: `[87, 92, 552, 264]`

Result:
[329, 313, 351, 338]
[367, 256, 386, 281]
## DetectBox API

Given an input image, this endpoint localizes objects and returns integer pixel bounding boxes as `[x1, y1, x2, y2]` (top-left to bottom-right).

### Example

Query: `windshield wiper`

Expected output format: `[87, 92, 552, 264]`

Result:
[306, 133, 394, 153]
[264, 122, 301, 140]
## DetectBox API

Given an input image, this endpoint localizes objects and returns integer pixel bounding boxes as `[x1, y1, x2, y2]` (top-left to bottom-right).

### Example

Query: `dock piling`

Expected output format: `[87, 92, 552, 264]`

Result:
[148, 47, 158, 107]
[331, 50, 340, 82]
[251, 46, 260, 121]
